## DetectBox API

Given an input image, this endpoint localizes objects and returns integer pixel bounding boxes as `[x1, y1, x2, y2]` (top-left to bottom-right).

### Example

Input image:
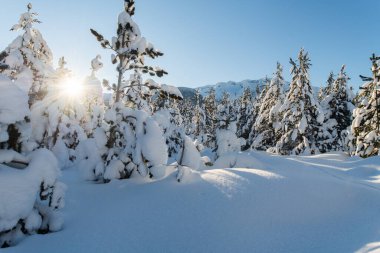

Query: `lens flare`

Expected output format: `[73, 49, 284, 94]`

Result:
[60, 77, 84, 98]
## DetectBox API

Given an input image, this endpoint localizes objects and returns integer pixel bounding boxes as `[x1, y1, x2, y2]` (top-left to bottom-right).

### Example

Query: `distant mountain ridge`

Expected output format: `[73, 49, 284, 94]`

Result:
[178, 78, 287, 102]
[177, 78, 322, 103]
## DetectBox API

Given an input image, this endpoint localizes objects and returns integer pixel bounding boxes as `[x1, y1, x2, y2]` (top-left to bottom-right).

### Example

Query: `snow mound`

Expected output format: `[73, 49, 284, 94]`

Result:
[212, 152, 267, 170]
[0, 149, 65, 248]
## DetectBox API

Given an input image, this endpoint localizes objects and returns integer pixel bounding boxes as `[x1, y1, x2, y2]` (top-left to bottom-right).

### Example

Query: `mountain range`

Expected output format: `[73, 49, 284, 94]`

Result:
[178, 78, 287, 102]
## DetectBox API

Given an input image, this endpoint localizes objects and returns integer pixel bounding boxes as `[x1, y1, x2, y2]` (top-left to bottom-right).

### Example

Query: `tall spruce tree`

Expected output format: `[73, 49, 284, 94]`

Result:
[82, 0, 197, 182]
[274, 49, 324, 155]
[351, 54, 380, 157]
[202, 87, 217, 149]
[318, 72, 335, 102]
[179, 98, 195, 137]
[252, 62, 285, 151]
[192, 89, 207, 143]
[236, 87, 254, 150]
[86, 0, 189, 181]
[247, 78, 270, 148]
[318, 65, 354, 152]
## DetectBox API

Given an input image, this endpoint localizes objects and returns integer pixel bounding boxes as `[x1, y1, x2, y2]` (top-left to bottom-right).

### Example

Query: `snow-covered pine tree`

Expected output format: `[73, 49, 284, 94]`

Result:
[202, 87, 217, 149]
[90, 0, 167, 104]
[0, 65, 65, 248]
[153, 85, 185, 160]
[236, 87, 254, 150]
[189, 89, 208, 153]
[274, 49, 324, 155]
[236, 87, 253, 139]
[0, 3, 54, 106]
[351, 54, 380, 158]
[179, 98, 195, 137]
[318, 65, 354, 153]
[30, 57, 87, 167]
[81, 56, 105, 136]
[247, 78, 270, 148]
[252, 62, 285, 151]
[215, 92, 242, 158]
[84, 0, 180, 181]
[318, 72, 335, 102]
[216, 92, 235, 130]
[154, 85, 203, 180]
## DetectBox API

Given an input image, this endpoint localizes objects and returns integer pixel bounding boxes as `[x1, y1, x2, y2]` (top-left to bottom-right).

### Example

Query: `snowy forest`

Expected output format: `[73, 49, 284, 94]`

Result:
[1, 1, 380, 252]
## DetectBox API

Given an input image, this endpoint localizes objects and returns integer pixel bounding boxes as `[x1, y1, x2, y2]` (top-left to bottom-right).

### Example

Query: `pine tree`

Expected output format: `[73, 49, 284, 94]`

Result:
[274, 49, 324, 155]
[318, 72, 335, 102]
[318, 65, 354, 152]
[30, 57, 87, 167]
[0, 62, 65, 248]
[0, 3, 54, 106]
[192, 89, 207, 143]
[90, 0, 167, 103]
[179, 98, 195, 137]
[247, 78, 270, 148]
[153, 86, 184, 159]
[82, 56, 105, 136]
[202, 87, 217, 149]
[252, 62, 285, 151]
[86, 0, 182, 181]
[351, 54, 380, 158]
[215, 92, 242, 157]
[216, 92, 235, 130]
[236, 87, 254, 149]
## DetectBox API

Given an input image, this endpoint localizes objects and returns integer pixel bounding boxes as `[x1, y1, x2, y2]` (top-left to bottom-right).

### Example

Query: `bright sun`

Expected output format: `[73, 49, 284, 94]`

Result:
[60, 77, 84, 98]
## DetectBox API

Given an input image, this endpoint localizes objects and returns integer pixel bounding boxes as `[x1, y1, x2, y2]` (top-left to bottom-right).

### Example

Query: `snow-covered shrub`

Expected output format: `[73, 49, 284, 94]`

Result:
[0, 149, 65, 248]
[216, 128, 245, 158]
[102, 104, 168, 181]
[75, 128, 107, 181]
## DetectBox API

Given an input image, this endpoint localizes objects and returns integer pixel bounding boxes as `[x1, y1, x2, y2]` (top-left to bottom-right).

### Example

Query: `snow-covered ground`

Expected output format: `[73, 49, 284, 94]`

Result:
[4, 151, 380, 253]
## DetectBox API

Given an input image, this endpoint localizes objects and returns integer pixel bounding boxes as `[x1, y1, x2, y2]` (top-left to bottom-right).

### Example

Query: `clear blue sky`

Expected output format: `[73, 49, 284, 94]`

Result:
[0, 0, 379, 89]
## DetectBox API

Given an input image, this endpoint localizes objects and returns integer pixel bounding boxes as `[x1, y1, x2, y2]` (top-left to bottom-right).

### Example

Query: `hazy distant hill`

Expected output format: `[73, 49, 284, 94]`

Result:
[177, 78, 322, 103]
[179, 79, 280, 102]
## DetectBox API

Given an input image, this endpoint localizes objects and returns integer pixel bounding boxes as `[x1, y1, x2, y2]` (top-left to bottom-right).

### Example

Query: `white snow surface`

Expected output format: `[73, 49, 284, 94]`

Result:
[5, 151, 380, 253]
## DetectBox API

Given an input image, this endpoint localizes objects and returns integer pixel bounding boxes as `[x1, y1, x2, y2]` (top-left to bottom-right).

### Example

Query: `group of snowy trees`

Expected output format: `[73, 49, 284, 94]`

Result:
[180, 49, 380, 158]
[0, 0, 380, 248]
[0, 1, 204, 248]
